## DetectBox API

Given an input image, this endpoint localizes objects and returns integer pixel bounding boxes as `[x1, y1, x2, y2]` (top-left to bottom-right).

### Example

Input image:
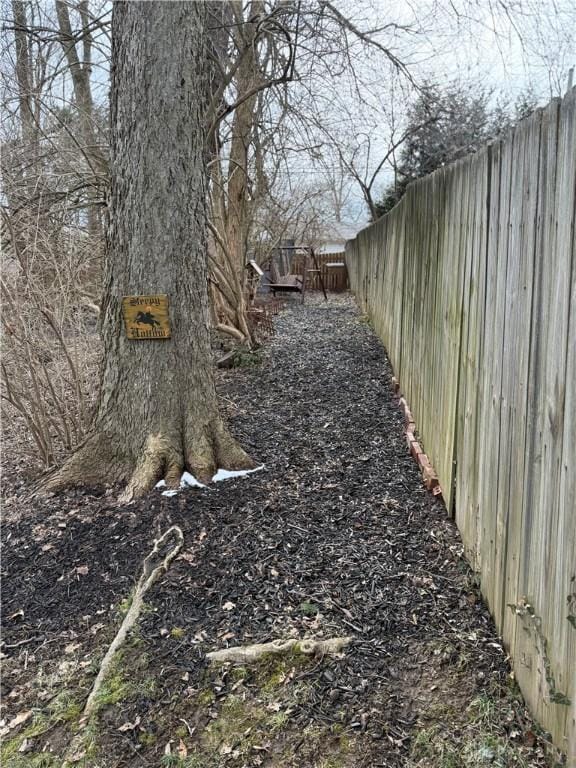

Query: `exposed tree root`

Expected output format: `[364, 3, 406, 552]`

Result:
[206, 636, 353, 664]
[36, 434, 129, 496]
[38, 419, 255, 503]
[118, 433, 184, 504]
[83, 526, 184, 716]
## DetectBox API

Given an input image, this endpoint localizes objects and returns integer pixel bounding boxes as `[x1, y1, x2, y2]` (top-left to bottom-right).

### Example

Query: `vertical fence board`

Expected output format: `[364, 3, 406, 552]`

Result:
[476, 139, 504, 614]
[455, 148, 489, 569]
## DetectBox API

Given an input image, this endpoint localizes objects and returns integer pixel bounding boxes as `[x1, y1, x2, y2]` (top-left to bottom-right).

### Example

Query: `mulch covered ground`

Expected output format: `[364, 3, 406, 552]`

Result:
[1, 296, 552, 767]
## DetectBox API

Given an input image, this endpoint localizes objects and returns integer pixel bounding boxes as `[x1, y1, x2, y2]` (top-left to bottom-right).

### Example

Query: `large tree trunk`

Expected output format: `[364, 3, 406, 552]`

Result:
[43, 1, 254, 501]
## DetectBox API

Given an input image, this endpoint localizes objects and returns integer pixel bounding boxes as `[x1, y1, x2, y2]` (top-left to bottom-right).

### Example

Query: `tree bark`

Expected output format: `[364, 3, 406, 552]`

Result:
[225, 0, 263, 282]
[43, 1, 254, 500]
[55, 0, 107, 240]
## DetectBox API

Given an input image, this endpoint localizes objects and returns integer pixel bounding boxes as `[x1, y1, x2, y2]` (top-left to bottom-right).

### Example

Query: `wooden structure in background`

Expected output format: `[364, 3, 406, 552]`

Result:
[266, 246, 328, 302]
[291, 251, 349, 293]
[346, 88, 576, 760]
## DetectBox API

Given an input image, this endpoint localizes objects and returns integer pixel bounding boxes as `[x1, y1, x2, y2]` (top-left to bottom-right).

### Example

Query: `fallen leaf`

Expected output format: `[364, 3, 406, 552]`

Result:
[177, 738, 188, 758]
[523, 730, 537, 747]
[0, 710, 32, 737]
[118, 716, 141, 732]
[67, 748, 86, 762]
[64, 642, 81, 655]
[75, 565, 89, 576]
[222, 601, 235, 611]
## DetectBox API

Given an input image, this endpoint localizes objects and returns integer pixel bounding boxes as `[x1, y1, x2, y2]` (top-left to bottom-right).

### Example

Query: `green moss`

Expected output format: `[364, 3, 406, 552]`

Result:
[21, 717, 51, 740]
[424, 702, 458, 721]
[269, 710, 289, 730]
[182, 752, 220, 768]
[139, 731, 157, 746]
[138, 676, 157, 697]
[229, 666, 248, 682]
[0, 752, 58, 768]
[92, 670, 131, 710]
[234, 348, 263, 368]
[338, 733, 352, 751]
[160, 755, 182, 767]
[47, 691, 83, 723]
[1, 734, 22, 762]
[411, 726, 441, 760]
[128, 633, 145, 648]
[114, 594, 134, 618]
[203, 695, 267, 753]
[315, 759, 343, 768]
[89, 647, 155, 714]
[256, 648, 312, 693]
[299, 601, 319, 616]
[262, 669, 287, 692]
[0, 690, 87, 765]
[196, 688, 216, 707]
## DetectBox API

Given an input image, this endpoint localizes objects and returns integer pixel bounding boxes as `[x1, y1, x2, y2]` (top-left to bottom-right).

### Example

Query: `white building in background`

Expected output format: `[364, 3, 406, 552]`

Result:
[314, 221, 365, 254]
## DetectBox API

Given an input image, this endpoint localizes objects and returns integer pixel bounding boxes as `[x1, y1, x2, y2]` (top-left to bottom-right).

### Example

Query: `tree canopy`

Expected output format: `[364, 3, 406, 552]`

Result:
[374, 82, 539, 218]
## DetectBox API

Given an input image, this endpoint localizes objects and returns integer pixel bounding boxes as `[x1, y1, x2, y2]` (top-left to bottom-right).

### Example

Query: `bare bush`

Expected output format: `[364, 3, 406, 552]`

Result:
[1, 217, 101, 470]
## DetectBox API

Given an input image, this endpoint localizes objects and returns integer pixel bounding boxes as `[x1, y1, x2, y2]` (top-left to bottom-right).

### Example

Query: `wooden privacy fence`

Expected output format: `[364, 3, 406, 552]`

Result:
[291, 251, 349, 292]
[346, 88, 576, 760]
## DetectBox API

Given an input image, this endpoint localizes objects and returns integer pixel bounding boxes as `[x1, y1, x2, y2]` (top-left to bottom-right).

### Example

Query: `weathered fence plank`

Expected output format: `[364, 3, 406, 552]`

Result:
[346, 89, 576, 760]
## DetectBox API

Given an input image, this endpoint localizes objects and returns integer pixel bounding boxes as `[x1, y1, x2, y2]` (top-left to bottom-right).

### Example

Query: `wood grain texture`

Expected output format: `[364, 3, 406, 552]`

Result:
[345, 89, 576, 759]
[122, 295, 171, 339]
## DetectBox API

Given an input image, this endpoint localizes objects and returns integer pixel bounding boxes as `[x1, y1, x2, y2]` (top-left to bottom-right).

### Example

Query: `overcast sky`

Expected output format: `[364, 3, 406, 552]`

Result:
[306, 0, 576, 222]
[3, 1, 572, 226]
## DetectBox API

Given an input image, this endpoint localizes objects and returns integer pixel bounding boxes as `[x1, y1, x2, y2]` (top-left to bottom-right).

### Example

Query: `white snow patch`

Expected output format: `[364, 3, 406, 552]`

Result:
[181, 471, 206, 488]
[155, 465, 264, 496]
[212, 465, 264, 482]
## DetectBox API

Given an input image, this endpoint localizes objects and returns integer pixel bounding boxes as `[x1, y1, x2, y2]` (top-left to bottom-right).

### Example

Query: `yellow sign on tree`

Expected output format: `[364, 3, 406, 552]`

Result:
[122, 295, 171, 339]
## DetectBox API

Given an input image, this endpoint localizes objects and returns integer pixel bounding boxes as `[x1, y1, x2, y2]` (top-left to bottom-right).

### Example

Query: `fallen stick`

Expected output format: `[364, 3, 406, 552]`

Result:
[206, 636, 352, 664]
[83, 525, 184, 717]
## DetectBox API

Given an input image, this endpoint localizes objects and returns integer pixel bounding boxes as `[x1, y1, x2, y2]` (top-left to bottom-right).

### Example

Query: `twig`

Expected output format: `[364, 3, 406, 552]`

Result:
[83, 526, 184, 716]
[1, 636, 44, 649]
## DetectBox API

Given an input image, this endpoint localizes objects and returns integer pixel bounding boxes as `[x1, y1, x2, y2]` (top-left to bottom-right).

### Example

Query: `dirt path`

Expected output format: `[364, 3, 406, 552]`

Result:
[1, 297, 549, 767]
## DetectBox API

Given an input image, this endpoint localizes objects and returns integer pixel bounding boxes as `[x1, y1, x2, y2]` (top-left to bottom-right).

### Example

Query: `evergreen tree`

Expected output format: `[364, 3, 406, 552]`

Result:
[374, 83, 538, 218]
